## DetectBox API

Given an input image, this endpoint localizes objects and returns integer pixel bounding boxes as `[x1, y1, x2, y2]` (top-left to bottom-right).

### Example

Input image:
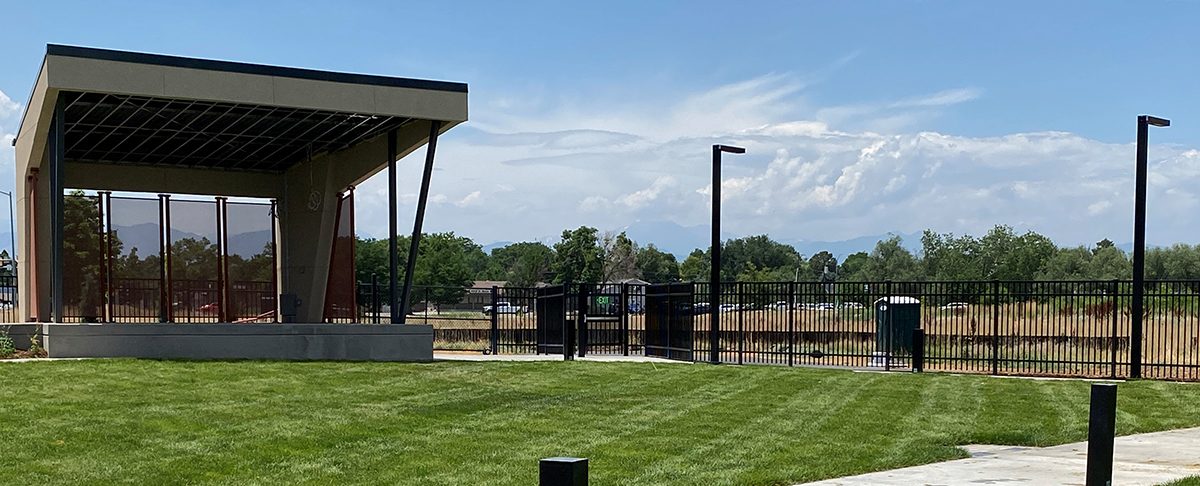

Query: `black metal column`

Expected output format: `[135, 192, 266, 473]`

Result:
[387, 129, 399, 323]
[399, 120, 442, 323]
[49, 95, 64, 322]
[709, 146, 721, 364]
[1131, 114, 1169, 379]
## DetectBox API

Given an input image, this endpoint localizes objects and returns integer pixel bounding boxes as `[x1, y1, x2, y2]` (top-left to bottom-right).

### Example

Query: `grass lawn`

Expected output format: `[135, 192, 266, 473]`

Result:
[1, 360, 1199, 485]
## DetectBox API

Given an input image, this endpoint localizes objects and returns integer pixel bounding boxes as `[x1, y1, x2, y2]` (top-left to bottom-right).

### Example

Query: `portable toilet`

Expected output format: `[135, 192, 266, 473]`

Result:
[873, 296, 920, 353]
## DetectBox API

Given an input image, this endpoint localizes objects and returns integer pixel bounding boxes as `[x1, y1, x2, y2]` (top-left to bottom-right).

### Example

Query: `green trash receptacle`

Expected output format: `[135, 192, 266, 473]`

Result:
[874, 296, 920, 353]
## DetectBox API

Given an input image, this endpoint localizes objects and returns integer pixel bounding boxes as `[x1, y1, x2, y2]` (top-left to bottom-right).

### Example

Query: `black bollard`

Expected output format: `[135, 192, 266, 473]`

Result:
[1085, 383, 1117, 486]
[540, 457, 587, 486]
[911, 328, 925, 372]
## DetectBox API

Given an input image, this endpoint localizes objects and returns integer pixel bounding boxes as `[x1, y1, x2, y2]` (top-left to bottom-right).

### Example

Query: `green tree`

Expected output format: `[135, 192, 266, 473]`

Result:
[679, 249, 710, 282]
[599, 231, 639, 282]
[552, 226, 602, 284]
[1087, 245, 1131, 280]
[840, 252, 869, 280]
[636, 244, 680, 283]
[807, 251, 836, 281]
[721, 235, 801, 281]
[490, 242, 554, 287]
[862, 234, 921, 281]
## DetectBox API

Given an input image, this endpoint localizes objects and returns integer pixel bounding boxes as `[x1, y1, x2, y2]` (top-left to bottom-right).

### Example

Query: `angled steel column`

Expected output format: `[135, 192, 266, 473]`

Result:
[1130, 114, 1169, 379]
[399, 120, 443, 323]
[387, 129, 399, 323]
[50, 95, 65, 322]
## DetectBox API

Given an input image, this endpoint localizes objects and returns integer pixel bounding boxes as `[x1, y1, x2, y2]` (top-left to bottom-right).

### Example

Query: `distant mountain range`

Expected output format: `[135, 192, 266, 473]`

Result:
[111, 223, 271, 258]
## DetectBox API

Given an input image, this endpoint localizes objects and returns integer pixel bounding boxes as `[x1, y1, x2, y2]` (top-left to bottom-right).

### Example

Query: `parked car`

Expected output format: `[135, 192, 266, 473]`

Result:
[840, 302, 865, 310]
[768, 300, 790, 310]
[483, 302, 527, 314]
[695, 302, 711, 313]
[718, 303, 739, 313]
[940, 302, 970, 310]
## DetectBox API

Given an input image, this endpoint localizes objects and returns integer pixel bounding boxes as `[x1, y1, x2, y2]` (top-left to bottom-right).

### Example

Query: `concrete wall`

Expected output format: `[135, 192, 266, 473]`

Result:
[1, 324, 43, 350]
[43, 323, 433, 361]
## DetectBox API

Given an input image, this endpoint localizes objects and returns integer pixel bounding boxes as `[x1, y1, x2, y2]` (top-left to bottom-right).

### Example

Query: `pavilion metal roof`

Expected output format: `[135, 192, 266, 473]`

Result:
[60, 91, 412, 172]
[19, 45, 468, 174]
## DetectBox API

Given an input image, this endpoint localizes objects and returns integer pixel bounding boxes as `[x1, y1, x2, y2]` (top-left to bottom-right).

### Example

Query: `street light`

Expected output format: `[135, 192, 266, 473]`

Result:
[710, 144, 745, 364]
[1131, 114, 1169, 379]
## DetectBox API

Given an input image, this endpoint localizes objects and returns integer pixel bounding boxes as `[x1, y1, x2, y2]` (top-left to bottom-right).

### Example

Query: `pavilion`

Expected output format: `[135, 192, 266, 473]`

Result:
[9, 45, 467, 359]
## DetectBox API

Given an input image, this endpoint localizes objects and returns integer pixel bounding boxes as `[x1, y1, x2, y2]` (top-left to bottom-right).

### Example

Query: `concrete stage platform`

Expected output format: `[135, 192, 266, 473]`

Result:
[37, 323, 433, 361]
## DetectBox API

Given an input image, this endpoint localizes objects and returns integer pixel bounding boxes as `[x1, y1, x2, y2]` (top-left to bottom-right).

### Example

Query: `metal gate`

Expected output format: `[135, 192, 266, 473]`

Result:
[580, 283, 628, 355]
[535, 285, 569, 355]
[645, 282, 695, 361]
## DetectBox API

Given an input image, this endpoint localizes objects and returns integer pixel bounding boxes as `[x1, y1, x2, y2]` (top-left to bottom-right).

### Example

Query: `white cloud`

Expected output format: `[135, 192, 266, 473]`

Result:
[455, 191, 482, 207]
[889, 88, 982, 108]
[0, 90, 19, 119]
[350, 73, 1197, 251]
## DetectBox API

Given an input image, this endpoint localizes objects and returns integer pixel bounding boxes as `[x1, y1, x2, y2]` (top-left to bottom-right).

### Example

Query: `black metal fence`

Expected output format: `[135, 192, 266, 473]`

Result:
[387, 279, 1200, 382]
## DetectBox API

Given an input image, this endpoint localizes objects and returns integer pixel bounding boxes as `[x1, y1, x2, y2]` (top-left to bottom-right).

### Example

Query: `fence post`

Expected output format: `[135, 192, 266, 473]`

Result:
[1110, 279, 1119, 379]
[564, 283, 574, 361]
[788, 282, 795, 367]
[885, 280, 893, 371]
[620, 283, 630, 356]
[578, 285, 589, 358]
[912, 328, 925, 372]
[992, 280, 1001, 375]
[737, 282, 744, 365]
[490, 286, 500, 355]
[371, 274, 379, 324]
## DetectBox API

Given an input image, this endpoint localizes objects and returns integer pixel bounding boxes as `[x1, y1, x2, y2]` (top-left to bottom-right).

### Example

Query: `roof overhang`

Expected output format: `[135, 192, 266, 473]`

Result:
[15, 44, 467, 176]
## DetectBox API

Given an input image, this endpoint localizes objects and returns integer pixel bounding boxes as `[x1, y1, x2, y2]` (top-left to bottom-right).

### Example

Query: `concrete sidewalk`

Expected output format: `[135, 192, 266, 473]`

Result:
[798, 426, 1200, 486]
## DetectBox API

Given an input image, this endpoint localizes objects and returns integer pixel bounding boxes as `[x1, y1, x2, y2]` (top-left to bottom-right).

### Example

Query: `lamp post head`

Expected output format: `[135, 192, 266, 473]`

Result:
[1140, 115, 1171, 127]
[714, 144, 746, 154]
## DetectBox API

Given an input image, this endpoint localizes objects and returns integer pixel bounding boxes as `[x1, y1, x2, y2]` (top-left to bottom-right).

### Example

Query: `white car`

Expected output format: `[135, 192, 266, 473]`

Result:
[718, 303, 739, 313]
[940, 302, 970, 310]
[483, 302, 527, 314]
[840, 302, 865, 310]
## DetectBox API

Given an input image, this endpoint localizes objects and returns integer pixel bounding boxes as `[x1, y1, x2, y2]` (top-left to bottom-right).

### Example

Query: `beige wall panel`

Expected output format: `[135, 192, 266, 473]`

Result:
[373, 86, 468, 122]
[272, 77, 376, 115]
[46, 56, 166, 97]
[63, 162, 283, 199]
[162, 69, 275, 105]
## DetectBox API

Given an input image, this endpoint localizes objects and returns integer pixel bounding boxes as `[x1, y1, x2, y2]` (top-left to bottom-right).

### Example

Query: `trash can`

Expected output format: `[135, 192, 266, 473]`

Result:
[874, 296, 920, 353]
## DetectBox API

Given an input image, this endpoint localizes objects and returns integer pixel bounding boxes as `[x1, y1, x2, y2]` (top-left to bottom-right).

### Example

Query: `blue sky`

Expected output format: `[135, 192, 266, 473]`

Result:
[1, 1, 1198, 254]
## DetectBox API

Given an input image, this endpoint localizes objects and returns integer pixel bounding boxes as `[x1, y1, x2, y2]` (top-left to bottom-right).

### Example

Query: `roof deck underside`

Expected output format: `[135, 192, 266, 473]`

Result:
[62, 91, 413, 173]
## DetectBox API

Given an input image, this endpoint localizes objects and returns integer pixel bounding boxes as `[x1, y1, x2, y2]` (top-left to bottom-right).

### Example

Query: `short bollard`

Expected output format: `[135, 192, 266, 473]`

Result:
[1086, 383, 1117, 486]
[540, 457, 587, 486]
[911, 328, 925, 372]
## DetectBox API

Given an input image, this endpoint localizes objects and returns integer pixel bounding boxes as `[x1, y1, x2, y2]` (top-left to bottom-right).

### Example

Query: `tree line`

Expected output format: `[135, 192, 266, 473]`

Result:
[355, 224, 1200, 292]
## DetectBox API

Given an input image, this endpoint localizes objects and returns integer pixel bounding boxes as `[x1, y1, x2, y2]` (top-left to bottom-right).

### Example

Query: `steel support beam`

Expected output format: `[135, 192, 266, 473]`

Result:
[710, 146, 721, 364]
[50, 95, 65, 322]
[388, 130, 399, 323]
[399, 121, 442, 323]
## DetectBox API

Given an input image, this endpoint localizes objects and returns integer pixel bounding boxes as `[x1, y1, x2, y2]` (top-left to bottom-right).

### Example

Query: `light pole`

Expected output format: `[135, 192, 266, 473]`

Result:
[710, 144, 744, 364]
[0, 190, 14, 274]
[1130, 114, 1169, 379]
